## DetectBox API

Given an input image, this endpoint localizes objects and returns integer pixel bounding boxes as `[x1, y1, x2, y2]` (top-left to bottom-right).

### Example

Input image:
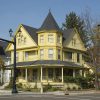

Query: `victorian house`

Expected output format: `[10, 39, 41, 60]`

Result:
[6, 12, 88, 88]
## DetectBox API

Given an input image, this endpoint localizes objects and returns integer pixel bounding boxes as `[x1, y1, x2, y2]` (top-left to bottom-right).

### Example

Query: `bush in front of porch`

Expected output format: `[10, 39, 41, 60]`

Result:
[64, 76, 94, 90]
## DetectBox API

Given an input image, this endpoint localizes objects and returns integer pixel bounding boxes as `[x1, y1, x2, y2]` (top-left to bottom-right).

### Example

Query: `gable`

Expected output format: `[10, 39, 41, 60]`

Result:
[63, 29, 86, 51]
[6, 24, 37, 51]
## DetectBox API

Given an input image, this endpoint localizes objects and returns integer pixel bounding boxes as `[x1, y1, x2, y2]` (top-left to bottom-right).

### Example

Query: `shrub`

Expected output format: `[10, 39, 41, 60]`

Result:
[67, 87, 71, 91]
[64, 76, 76, 83]
[72, 86, 76, 90]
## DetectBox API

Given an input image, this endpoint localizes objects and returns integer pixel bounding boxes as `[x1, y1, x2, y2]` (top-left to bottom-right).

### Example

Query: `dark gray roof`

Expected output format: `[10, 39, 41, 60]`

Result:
[0, 41, 8, 49]
[0, 41, 10, 57]
[63, 29, 75, 46]
[22, 24, 38, 44]
[7, 60, 83, 68]
[39, 11, 61, 31]
[0, 46, 5, 55]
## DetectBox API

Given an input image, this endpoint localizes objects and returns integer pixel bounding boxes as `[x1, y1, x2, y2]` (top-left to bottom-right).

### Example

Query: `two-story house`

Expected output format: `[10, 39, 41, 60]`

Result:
[6, 11, 88, 88]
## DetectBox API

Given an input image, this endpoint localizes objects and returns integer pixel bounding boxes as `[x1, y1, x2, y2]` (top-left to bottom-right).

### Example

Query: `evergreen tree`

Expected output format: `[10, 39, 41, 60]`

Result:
[62, 12, 88, 47]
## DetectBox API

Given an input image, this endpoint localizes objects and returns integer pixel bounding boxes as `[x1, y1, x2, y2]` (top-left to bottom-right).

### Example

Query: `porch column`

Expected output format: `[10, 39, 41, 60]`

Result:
[40, 66, 43, 93]
[41, 66, 42, 82]
[83, 70, 86, 77]
[62, 67, 64, 83]
[25, 68, 28, 81]
[73, 69, 75, 78]
[80, 70, 83, 76]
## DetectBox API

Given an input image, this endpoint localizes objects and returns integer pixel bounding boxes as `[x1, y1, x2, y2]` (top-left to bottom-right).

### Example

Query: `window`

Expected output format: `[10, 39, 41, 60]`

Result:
[77, 53, 80, 62]
[72, 38, 76, 46]
[25, 51, 37, 60]
[57, 35, 61, 43]
[43, 68, 46, 80]
[66, 52, 72, 60]
[48, 49, 53, 59]
[48, 34, 53, 43]
[58, 49, 60, 59]
[25, 52, 28, 60]
[40, 35, 44, 43]
[18, 38, 21, 45]
[24, 37, 26, 44]
[48, 68, 53, 79]
[40, 49, 44, 59]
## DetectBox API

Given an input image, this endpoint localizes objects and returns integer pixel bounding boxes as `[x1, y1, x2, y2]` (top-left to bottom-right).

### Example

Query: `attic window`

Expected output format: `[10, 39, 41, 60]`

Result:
[24, 37, 26, 44]
[72, 38, 76, 46]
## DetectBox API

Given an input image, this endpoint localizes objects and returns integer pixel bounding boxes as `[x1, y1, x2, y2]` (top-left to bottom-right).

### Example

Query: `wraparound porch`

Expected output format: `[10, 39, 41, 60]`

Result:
[16, 66, 88, 84]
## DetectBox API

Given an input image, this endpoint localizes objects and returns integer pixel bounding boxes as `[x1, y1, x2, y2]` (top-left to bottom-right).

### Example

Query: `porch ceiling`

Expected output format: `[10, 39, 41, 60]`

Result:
[7, 60, 84, 69]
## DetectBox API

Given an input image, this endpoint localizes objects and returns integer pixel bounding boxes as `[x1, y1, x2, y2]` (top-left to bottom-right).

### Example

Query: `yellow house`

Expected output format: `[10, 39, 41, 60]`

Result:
[6, 11, 88, 89]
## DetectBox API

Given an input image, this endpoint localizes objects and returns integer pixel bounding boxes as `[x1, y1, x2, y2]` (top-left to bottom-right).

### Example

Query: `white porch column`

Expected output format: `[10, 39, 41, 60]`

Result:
[62, 67, 64, 83]
[41, 66, 42, 82]
[80, 70, 83, 76]
[40, 66, 43, 93]
[25, 68, 28, 81]
[73, 69, 75, 78]
[84, 70, 86, 77]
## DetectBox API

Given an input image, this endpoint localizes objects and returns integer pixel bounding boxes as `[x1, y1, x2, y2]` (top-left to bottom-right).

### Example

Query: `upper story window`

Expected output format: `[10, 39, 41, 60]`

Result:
[72, 38, 76, 46]
[66, 52, 72, 60]
[57, 35, 61, 44]
[40, 35, 44, 43]
[25, 52, 28, 60]
[48, 34, 54, 43]
[48, 49, 53, 59]
[77, 53, 80, 62]
[40, 49, 44, 59]
[58, 49, 60, 60]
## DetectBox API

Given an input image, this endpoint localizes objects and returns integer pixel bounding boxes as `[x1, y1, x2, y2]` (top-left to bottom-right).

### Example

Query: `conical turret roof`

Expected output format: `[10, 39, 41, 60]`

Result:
[39, 11, 61, 31]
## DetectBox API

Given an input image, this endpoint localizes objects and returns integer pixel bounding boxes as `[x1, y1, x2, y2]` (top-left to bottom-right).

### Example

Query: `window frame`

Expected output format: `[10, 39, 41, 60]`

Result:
[48, 49, 53, 59]
[40, 35, 44, 43]
[48, 34, 54, 43]
[40, 49, 44, 59]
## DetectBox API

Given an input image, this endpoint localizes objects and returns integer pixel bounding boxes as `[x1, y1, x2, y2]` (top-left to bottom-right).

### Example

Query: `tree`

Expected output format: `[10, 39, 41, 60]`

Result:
[62, 12, 88, 47]
[81, 8, 100, 89]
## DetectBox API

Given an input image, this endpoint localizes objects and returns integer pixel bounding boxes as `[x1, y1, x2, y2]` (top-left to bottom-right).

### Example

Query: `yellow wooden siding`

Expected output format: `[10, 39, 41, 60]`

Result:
[65, 32, 86, 51]
[7, 25, 37, 51]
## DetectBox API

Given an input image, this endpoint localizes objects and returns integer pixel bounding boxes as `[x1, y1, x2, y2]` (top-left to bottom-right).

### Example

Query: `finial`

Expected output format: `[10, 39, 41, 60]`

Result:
[49, 8, 51, 13]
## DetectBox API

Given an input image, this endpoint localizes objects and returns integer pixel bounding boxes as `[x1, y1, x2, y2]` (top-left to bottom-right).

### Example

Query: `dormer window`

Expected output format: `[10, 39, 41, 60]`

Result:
[48, 34, 54, 43]
[40, 35, 44, 43]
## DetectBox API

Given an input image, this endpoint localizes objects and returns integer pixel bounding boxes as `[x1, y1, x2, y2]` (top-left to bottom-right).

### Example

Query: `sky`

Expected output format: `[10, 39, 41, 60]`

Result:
[0, 0, 100, 40]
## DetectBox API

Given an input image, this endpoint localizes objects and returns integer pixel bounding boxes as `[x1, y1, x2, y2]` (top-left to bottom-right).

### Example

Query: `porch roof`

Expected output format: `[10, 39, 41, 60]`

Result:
[7, 60, 84, 68]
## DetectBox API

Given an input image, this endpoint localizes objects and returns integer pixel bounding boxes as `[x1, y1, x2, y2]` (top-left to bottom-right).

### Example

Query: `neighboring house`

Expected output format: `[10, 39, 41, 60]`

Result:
[6, 12, 88, 88]
[0, 42, 11, 83]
